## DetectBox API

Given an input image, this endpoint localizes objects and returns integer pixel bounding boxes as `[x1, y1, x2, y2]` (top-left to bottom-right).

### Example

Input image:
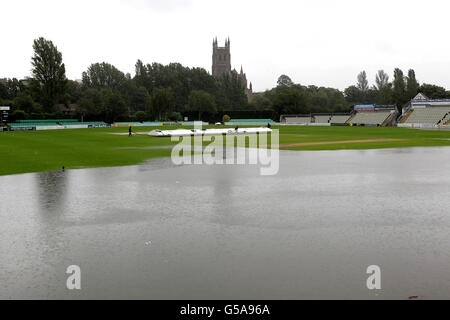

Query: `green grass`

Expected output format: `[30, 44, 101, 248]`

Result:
[0, 125, 449, 176]
[275, 126, 450, 150]
[0, 127, 176, 176]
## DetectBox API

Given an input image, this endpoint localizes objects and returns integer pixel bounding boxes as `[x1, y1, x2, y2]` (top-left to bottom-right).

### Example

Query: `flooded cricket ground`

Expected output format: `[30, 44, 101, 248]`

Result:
[1, 147, 449, 299]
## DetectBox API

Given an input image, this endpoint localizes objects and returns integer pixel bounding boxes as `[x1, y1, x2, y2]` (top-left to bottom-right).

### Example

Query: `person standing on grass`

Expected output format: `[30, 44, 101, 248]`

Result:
[129, 125, 132, 137]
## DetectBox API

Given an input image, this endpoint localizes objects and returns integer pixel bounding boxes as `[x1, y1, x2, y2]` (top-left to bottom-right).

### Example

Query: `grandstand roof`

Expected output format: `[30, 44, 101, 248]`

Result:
[410, 93, 450, 105]
[354, 105, 375, 111]
[411, 99, 450, 107]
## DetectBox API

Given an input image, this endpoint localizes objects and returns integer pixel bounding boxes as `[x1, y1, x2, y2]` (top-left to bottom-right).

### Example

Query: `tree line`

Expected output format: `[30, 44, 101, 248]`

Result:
[343, 69, 450, 110]
[1, 37, 450, 122]
[251, 69, 450, 118]
[0, 37, 247, 122]
[345, 68, 450, 110]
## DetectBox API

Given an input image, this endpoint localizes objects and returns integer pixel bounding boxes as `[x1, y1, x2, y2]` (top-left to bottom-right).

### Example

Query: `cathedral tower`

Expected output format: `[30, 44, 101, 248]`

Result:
[212, 37, 253, 101]
[212, 37, 231, 77]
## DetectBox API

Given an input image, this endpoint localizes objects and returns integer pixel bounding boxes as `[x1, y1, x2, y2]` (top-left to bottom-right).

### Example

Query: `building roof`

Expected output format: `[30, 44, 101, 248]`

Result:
[413, 93, 428, 101]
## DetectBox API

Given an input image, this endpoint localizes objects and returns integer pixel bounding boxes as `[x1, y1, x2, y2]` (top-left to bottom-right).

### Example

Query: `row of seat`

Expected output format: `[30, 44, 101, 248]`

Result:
[285, 115, 351, 124]
[285, 117, 311, 124]
[314, 115, 331, 123]
[330, 115, 351, 123]
[9, 122, 60, 127]
[405, 107, 450, 124]
[349, 111, 392, 125]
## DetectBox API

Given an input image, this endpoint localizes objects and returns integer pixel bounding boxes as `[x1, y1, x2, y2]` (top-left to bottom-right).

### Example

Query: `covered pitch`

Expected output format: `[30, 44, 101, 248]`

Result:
[148, 127, 273, 137]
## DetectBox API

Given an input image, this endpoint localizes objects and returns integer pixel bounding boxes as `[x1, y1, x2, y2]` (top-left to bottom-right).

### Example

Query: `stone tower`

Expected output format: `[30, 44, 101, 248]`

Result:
[212, 37, 231, 77]
[212, 37, 253, 101]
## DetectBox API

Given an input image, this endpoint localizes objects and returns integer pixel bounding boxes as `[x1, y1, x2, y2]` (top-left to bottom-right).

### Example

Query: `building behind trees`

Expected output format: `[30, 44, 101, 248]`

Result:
[212, 37, 253, 101]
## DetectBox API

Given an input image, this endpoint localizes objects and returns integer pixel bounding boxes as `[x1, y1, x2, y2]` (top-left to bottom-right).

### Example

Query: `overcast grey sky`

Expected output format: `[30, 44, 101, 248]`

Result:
[1, 0, 450, 92]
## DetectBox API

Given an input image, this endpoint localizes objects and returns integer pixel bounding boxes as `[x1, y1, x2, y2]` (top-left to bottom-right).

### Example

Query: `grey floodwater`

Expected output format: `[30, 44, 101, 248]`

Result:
[1, 147, 450, 299]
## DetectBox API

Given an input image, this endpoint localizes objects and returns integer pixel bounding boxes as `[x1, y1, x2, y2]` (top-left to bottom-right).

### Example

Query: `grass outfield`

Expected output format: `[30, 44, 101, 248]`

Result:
[0, 125, 450, 176]
[277, 125, 450, 150]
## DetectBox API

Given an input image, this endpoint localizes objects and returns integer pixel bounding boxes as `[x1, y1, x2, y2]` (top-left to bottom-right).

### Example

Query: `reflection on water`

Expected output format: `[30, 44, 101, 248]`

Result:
[1, 147, 450, 299]
[36, 171, 68, 220]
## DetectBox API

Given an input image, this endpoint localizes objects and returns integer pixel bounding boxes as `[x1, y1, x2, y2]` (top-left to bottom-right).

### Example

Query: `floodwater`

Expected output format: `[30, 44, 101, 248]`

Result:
[1, 147, 450, 299]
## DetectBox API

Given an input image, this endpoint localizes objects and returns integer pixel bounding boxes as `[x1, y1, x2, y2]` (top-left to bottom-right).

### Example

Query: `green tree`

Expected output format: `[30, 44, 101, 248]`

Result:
[152, 87, 175, 120]
[249, 94, 272, 110]
[31, 37, 67, 111]
[406, 69, 419, 100]
[352, 71, 369, 103]
[215, 71, 248, 110]
[134, 61, 220, 113]
[344, 85, 363, 103]
[134, 59, 149, 89]
[134, 111, 148, 122]
[77, 88, 104, 120]
[0, 82, 8, 99]
[25, 78, 44, 105]
[357, 71, 369, 92]
[66, 80, 83, 104]
[168, 111, 182, 121]
[373, 70, 392, 105]
[187, 90, 217, 120]
[277, 75, 294, 87]
[124, 82, 151, 113]
[374, 70, 389, 91]
[13, 93, 34, 113]
[101, 89, 127, 123]
[77, 97, 97, 120]
[222, 114, 231, 123]
[82, 62, 126, 90]
[418, 84, 448, 99]
[272, 86, 307, 116]
[392, 68, 407, 109]
[6, 78, 25, 98]
[11, 110, 27, 121]
[378, 83, 393, 105]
